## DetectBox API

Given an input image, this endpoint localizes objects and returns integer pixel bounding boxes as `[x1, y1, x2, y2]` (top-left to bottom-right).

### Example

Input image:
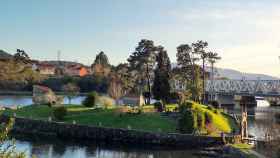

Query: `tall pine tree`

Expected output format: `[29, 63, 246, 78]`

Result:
[152, 46, 171, 103]
[127, 39, 157, 104]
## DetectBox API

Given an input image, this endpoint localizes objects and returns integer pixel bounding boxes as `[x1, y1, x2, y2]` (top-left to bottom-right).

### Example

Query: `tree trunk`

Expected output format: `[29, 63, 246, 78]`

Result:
[202, 59, 205, 104]
[210, 62, 214, 102]
[146, 64, 151, 105]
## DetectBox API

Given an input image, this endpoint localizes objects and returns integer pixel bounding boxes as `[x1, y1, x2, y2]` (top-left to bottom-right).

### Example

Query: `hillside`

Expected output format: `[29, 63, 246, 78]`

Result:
[206, 67, 279, 80]
[171, 63, 279, 80]
[40, 60, 85, 66]
[0, 50, 13, 59]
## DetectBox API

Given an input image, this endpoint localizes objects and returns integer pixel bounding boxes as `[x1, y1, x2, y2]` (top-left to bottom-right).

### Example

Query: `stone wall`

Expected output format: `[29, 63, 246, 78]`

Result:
[0, 115, 223, 148]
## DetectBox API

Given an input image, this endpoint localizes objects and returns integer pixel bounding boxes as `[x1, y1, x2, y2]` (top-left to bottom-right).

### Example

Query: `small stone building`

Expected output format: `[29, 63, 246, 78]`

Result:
[32, 85, 63, 105]
[117, 94, 145, 106]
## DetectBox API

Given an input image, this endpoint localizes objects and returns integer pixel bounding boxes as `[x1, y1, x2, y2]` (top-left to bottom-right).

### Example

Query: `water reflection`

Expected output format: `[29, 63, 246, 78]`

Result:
[12, 137, 198, 158]
[222, 104, 280, 158]
[0, 95, 85, 106]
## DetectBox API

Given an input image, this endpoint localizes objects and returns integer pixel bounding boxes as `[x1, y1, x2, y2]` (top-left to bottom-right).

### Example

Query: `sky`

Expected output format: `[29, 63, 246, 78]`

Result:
[1, 0, 280, 77]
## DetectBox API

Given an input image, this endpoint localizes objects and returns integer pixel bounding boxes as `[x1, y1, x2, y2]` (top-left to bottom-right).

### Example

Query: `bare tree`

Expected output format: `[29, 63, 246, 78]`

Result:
[62, 83, 80, 104]
[108, 73, 123, 100]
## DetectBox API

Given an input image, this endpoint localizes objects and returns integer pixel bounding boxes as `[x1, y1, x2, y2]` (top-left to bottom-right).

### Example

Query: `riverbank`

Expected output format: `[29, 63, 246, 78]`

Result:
[3, 103, 238, 134]
[0, 91, 89, 96]
[2, 115, 259, 157]
[0, 103, 262, 157]
[0, 115, 223, 148]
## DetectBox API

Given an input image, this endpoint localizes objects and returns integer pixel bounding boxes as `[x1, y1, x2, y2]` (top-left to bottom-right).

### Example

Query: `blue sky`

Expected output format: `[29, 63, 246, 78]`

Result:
[1, 0, 280, 76]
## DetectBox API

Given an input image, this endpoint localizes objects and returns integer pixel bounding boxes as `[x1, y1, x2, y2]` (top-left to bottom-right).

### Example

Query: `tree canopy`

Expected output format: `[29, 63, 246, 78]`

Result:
[93, 51, 110, 67]
[152, 46, 171, 102]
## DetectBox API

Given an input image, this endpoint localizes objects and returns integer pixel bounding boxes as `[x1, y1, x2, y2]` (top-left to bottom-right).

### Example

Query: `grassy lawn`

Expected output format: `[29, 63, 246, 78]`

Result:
[3, 105, 177, 133]
[3, 102, 238, 135]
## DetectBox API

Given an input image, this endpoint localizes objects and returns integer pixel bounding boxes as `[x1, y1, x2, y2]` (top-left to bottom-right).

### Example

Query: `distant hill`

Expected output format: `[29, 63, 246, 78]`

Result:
[0, 50, 13, 59]
[40, 60, 86, 67]
[207, 67, 279, 80]
[171, 63, 279, 80]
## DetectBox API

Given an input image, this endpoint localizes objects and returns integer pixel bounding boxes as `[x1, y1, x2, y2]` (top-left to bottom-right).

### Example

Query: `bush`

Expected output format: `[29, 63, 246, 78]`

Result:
[178, 110, 195, 134]
[98, 96, 114, 109]
[197, 112, 205, 130]
[154, 102, 164, 112]
[207, 105, 214, 111]
[179, 102, 193, 113]
[82, 91, 98, 107]
[205, 112, 213, 124]
[53, 106, 67, 120]
[177, 101, 196, 134]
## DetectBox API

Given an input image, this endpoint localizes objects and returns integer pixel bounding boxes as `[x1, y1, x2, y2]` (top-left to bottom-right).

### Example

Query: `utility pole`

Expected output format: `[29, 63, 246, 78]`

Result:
[57, 50, 61, 62]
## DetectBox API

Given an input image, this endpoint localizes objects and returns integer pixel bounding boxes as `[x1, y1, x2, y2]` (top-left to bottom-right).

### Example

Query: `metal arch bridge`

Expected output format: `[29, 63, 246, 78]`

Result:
[206, 79, 280, 96]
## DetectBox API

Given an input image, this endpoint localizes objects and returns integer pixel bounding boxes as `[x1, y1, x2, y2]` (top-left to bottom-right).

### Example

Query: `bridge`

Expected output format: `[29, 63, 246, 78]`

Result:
[205, 79, 280, 105]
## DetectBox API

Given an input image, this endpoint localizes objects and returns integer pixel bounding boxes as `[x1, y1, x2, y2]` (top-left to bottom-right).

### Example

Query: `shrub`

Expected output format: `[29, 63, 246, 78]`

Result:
[82, 91, 98, 107]
[98, 96, 114, 109]
[179, 102, 193, 113]
[53, 106, 67, 120]
[213, 109, 219, 114]
[178, 110, 195, 134]
[177, 101, 196, 133]
[205, 112, 213, 124]
[197, 112, 205, 130]
[207, 105, 214, 111]
[154, 102, 164, 112]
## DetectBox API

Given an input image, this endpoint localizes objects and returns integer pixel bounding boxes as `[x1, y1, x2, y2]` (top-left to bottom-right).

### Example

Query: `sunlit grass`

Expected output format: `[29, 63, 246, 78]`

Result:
[191, 102, 237, 134]
[3, 105, 177, 133]
[3, 102, 238, 135]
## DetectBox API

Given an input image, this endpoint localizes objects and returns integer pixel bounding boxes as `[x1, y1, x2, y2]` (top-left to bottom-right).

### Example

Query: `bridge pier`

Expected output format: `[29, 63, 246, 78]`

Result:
[206, 93, 235, 107]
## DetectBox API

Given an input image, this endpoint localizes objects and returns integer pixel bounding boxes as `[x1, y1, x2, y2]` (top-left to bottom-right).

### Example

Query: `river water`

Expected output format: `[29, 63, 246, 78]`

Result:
[12, 138, 199, 158]
[0, 95, 279, 157]
[0, 95, 85, 106]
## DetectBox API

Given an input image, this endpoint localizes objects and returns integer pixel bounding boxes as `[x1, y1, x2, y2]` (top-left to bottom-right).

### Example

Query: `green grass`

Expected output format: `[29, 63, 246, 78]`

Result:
[3, 102, 238, 135]
[230, 144, 257, 158]
[3, 105, 177, 133]
[231, 143, 253, 150]
[190, 102, 239, 135]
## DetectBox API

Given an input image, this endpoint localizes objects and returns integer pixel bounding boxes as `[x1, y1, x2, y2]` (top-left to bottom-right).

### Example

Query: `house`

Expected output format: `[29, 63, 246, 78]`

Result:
[37, 63, 56, 75]
[64, 64, 89, 77]
[117, 94, 145, 106]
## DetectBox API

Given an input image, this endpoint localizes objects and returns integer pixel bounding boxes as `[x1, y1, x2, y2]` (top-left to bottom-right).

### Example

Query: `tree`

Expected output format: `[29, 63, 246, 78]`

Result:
[0, 118, 26, 158]
[14, 49, 30, 64]
[192, 41, 208, 104]
[152, 46, 171, 103]
[114, 63, 135, 94]
[93, 51, 110, 67]
[207, 52, 221, 103]
[127, 39, 157, 104]
[108, 72, 123, 100]
[62, 83, 80, 104]
[177, 44, 200, 101]
[82, 91, 98, 107]
[92, 51, 111, 77]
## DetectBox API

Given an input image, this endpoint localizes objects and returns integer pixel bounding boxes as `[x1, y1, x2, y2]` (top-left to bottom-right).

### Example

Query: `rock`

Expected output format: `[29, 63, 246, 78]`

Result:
[32, 85, 63, 106]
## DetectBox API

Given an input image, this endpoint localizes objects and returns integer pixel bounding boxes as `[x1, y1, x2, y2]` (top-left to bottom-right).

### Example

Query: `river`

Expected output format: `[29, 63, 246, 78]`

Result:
[11, 137, 199, 158]
[0, 95, 279, 157]
[0, 95, 85, 106]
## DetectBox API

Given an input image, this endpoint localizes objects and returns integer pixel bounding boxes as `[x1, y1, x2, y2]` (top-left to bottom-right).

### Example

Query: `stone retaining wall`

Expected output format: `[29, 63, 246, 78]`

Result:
[0, 115, 223, 148]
